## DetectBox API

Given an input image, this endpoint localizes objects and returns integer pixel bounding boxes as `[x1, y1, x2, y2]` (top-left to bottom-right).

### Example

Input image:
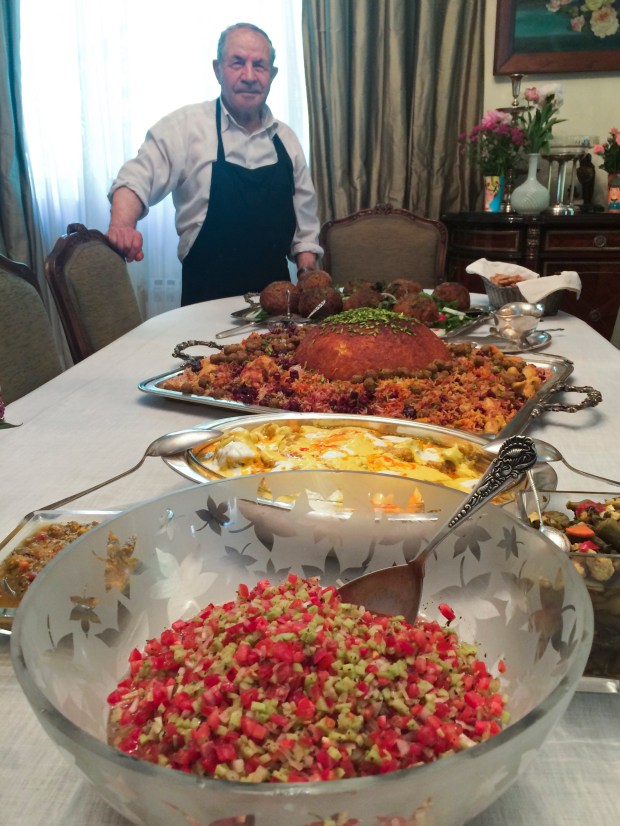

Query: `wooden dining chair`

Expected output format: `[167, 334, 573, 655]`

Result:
[45, 223, 143, 363]
[0, 254, 63, 404]
[319, 204, 448, 288]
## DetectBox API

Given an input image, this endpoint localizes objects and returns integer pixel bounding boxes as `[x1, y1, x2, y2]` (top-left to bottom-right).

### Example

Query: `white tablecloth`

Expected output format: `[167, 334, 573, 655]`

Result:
[1, 296, 619, 825]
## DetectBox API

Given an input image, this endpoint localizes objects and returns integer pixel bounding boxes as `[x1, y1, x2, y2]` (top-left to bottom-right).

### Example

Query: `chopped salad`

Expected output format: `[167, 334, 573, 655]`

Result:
[108, 575, 507, 782]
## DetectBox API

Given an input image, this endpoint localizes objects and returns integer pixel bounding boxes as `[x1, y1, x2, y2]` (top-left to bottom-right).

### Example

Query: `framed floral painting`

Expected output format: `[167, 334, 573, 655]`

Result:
[494, 0, 620, 74]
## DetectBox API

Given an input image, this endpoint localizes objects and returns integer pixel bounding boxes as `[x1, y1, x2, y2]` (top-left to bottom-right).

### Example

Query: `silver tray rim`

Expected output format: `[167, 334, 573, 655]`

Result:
[138, 351, 575, 440]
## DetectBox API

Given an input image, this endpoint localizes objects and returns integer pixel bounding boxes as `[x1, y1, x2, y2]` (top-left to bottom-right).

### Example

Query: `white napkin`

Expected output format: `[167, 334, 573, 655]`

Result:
[465, 258, 581, 302]
[518, 271, 581, 303]
[465, 258, 540, 282]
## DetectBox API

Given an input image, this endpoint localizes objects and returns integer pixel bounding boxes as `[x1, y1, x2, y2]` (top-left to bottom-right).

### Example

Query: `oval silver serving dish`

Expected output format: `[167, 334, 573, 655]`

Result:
[163, 412, 557, 496]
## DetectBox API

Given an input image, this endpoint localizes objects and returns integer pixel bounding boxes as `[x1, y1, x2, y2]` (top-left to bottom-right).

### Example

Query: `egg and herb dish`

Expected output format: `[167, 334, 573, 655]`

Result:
[190, 422, 490, 492]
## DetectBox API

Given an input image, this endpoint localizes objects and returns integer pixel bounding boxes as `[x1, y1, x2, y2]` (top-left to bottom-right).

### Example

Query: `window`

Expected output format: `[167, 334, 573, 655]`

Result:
[20, 0, 307, 316]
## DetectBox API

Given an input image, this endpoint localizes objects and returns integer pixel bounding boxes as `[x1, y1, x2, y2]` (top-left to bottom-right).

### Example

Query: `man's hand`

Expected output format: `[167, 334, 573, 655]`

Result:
[107, 225, 145, 262]
[107, 187, 146, 261]
[295, 252, 318, 275]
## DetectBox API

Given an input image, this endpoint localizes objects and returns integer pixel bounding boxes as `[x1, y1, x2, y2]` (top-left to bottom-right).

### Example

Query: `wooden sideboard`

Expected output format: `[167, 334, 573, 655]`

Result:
[442, 212, 620, 340]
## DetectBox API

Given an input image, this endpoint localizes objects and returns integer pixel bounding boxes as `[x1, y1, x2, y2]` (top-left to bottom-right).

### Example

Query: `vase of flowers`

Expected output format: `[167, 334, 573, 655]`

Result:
[593, 128, 620, 212]
[459, 110, 524, 212]
[511, 84, 566, 216]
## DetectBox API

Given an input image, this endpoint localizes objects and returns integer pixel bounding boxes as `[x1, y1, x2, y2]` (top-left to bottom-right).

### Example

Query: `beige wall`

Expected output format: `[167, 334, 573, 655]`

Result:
[483, 3, 620, 207]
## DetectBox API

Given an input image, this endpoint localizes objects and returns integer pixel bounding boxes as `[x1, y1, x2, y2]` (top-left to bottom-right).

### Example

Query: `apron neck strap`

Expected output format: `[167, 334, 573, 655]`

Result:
[215, 97, 225, 161]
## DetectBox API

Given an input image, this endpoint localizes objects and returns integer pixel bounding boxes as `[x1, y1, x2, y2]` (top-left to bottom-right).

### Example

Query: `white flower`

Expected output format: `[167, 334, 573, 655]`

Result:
[536, 82, 564, 110]
[591, 6, 619, 37]
[583, 0, 608, 11]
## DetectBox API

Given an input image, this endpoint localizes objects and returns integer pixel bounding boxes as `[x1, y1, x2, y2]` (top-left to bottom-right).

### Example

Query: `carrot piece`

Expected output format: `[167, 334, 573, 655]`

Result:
[565, 523, 595, 541]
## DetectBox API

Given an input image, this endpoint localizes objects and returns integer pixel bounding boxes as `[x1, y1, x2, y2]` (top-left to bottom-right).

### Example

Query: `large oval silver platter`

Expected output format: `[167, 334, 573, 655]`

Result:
[139, 352, 574, 441]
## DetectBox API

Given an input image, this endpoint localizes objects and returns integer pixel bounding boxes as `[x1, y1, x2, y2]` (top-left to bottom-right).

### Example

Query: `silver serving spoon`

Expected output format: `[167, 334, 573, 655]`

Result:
[216, 298, 326, 339]
[525, 469, 570, 552]
[337, 436, 538, 624]
[0, 427, 223, 554]
[484, 437, 620, 488]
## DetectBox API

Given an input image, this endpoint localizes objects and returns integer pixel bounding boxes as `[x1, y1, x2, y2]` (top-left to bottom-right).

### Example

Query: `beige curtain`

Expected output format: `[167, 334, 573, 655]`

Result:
[302, 0, 484, 222]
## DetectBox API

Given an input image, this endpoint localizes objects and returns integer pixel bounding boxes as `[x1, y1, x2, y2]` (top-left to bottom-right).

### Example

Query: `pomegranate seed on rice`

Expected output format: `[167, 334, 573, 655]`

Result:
[107, 575, 507, 782]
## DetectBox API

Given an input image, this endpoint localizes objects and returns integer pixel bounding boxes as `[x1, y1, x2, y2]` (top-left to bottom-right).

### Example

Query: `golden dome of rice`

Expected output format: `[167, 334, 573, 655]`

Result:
[294, 308, 452, 381]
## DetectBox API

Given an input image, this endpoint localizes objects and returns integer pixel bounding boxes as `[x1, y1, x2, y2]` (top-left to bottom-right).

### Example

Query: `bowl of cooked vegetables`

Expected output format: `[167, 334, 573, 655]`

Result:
[519, 490, 620, 681]
[12, 471, 592, 826]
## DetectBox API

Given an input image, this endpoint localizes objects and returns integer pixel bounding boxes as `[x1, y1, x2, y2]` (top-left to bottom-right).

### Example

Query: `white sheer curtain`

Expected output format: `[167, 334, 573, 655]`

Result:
[20, 0, 307, 318]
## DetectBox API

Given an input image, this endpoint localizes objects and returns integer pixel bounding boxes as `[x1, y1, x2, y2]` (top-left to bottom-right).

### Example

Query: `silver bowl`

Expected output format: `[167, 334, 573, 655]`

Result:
[493, 301, 544, 344]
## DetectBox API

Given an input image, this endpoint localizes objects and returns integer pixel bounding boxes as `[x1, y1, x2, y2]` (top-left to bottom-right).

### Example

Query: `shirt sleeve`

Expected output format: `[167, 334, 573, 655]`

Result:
[276, 126, 323, 260]
[107, 109, 192, 218]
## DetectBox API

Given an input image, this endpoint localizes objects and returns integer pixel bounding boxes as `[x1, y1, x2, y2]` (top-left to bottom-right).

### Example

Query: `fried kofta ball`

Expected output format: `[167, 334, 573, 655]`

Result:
[297, 270, 333, 291]
[343, 278, 379, 295]
[433, 281, 470, 312]
[386, 278, 424, 299]
[298, 285, 344, 319]
[343, 288, 382, 311]
[259, 281, 300, 315]
[393, 292, 440, 324]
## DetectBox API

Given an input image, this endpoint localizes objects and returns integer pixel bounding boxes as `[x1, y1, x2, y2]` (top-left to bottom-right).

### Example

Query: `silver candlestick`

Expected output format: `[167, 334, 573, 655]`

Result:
[497, 74, 528, 213]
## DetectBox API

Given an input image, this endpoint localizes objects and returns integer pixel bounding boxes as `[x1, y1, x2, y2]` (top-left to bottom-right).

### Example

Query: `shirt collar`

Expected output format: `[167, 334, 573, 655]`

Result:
[219, 97, 278, 136]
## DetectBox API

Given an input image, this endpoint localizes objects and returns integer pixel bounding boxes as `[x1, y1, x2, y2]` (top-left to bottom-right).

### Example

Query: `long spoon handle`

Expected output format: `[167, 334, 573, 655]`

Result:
[559, 458, 620, 488]
[0, 455, 149, 556]
[38, 456, 149, 512]
[419, 436, 538, 561]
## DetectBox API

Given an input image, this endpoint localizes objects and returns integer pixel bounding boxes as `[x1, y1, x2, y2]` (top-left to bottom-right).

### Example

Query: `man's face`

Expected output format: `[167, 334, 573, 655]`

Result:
[213, 28, 277, 126]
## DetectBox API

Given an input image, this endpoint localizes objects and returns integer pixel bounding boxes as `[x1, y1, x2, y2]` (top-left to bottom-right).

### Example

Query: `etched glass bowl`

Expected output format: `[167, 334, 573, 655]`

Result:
[12, 471, 592, 826]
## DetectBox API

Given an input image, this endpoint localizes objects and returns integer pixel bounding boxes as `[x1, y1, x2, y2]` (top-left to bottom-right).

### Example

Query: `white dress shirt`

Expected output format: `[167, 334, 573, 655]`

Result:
[108, 99, 323, 262]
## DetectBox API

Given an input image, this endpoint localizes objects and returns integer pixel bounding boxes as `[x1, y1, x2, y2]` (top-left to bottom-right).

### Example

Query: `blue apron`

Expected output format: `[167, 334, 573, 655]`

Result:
[181, 98, 296, 305]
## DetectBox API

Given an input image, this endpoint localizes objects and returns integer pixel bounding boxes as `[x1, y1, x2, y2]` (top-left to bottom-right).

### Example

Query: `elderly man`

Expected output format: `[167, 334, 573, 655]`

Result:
[107, 22, 321, 305]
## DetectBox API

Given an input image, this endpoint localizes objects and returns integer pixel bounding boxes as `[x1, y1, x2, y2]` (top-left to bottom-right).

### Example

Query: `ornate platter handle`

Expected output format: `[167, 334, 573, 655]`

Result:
[172, 340, 223, 365]
[539, 384, 602, 414]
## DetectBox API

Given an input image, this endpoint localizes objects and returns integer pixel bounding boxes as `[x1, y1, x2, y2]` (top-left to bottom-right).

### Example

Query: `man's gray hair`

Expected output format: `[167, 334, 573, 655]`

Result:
[217, 23, 276, 67]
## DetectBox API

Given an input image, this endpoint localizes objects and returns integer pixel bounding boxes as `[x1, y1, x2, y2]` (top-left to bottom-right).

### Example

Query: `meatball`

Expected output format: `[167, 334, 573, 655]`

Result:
[386, 278, 424, 299]
[297, 270, 333, 290]
[433, 281, 470, 311]
[393, 292, 440, 324]
[259, 281, 300, 315]
[298, 286, 344, 319]
[343, 288, 382, 311]
[343, 278, 379, 295]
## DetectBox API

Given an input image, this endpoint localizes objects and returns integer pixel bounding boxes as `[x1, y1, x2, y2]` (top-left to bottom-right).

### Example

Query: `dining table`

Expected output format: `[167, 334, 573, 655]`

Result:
[0, 294, 619, 826]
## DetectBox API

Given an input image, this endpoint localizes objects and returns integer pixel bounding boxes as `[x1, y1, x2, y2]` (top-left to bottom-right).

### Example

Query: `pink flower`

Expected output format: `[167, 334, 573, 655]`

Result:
[592, 129, 620, 172]
[571, 14, 586, 31]
[524, 87, 540, 103]
[480, 109, 509, 130]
